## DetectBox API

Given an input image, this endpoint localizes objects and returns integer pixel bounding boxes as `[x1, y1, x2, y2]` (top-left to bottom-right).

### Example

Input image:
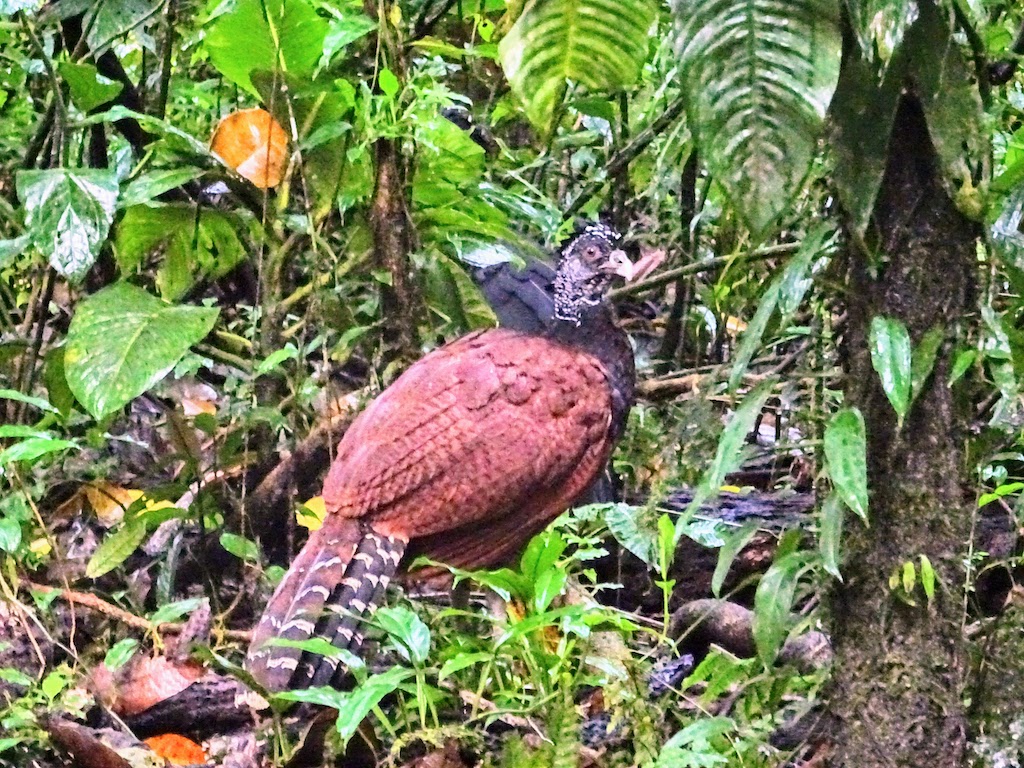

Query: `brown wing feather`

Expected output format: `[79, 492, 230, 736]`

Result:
[322, 329, 614, 544]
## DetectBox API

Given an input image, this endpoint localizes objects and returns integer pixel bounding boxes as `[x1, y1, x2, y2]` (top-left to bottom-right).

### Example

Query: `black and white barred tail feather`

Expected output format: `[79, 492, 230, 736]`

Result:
[246, 519, 405, 692]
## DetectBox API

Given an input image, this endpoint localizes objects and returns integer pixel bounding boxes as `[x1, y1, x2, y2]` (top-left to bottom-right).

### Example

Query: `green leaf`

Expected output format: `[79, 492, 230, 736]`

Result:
[532, 566, 568, 613]
[58, 62, 123, 112]
[603, 503, 657, 566]
[0, 436, 77, 465]
[824, 408, 869, 522]
[910, 325, 944, 404]
[919, 554, 935, 600]
[220, 533, 261, 562]
[818, 491, 845, 580]
[64, 283, 219, 419]
[149, 597, 205, 625]
[828, 50, 902, 239]
[711, 522, 758, 597]
[204, 0, 329, 96]
[902, 560, 915, 594]
[120, 168, 206, 208]
[86, 518, 147, 578]
[903, 2, 987, 199]
[948, 349, 975, 386]
[438, 651, 492, 681]
[0, 518, 21, 553]
[520, 529, 567, 584]
[498, 0, 657, 132]
[16, 169, 119, 282]
[372, 606, 431, 665]
[104, 638, 139, 670]
[869, 315, 912, 424]
[378, 68, 399, 97]
[115, 205, 246, 300]
[679, 381, 774, 546]
[752, 551, 804, 665]
[320, 5, 376, 69]
[0, 388, 58, 414]
[333, 667, 415, 747]
[672, 0, 841, 236]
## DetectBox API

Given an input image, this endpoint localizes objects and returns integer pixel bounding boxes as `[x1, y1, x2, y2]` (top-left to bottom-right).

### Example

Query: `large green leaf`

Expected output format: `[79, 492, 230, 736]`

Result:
[828, 49, 902, 239]
[204, 0, 329, 97]
[115, 204, 247, 300]
[16, 169, 119, 283]
[672, 0, 841, 236]
[869, 315, 912, 425]
[824, 408, 868, 522]
[58, 62, 123, 113]
[902, 1, 987, 205]
[64, 283, 219, 419]
[498, 0, 657, 132]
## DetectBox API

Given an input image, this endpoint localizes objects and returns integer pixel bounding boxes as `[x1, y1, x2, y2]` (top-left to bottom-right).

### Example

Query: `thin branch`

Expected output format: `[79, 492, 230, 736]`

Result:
[23, 581, 252, 642]
[611, 241, 799, 299]
[563, 93, 687, 220]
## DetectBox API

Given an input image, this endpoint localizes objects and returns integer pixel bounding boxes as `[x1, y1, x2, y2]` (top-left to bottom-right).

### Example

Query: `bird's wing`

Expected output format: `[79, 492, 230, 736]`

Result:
[322, 328, 614, 541]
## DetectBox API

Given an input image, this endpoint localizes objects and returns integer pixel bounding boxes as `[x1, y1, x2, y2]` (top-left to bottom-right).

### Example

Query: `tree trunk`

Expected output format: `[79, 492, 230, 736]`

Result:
[827, 93, 978, 766]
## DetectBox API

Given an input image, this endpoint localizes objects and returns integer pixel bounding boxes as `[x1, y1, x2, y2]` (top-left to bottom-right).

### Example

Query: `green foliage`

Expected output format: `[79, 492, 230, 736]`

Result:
[203, 0, 330, 96]
[16, 169, 119, 282]
[869, 315, 912, 425]
[824, 408, 869, 522]
[498, 0, 657, 132]
[672, 0, 841, 234]
[64, 283, 218, 419]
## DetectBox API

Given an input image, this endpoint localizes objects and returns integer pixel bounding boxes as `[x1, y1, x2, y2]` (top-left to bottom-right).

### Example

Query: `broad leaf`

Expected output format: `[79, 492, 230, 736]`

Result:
[16, 169, 119, 282]
[673, 0, 841, 236]
[869, 315, 912, 424]
[498, 0, 657, 132]
[818, 491, 845, 580]
[65, 283, 219, 419]
[910, 325, 944, 405]
[115, 205, 246, 300]
[824, 408, 868, 522]
[903, 2, 987, 205]
[58, 62, 123, 112]
[828, 50, 902, 238]
[204, 0, 329, 97]
[753, 551, 804, 665]
[86, 518, 147, 578]
[372, 606, 431, 665]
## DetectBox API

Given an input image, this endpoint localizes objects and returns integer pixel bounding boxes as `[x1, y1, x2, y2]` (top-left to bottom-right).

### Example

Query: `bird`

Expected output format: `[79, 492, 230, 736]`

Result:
[246, 224, 636, 692]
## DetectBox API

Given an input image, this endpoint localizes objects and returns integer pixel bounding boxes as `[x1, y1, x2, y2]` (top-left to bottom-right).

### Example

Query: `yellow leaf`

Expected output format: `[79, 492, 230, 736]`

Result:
[85, 483, 143, 526]
[29, 538, 51, 557]
[297, 496, 326, 531]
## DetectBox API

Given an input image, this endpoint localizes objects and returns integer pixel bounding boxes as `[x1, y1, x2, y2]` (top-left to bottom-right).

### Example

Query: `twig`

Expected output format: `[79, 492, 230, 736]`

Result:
[563, 93, 687, 220]
[21, 12, 68, 163]
[612, 242, 799, 299]
[23, 581, 253, 642]
[412, 0, 459, 39]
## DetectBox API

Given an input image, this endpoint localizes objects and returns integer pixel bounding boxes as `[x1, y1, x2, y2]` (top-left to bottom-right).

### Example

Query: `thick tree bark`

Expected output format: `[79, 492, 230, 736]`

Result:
[827, 93, 979, 765]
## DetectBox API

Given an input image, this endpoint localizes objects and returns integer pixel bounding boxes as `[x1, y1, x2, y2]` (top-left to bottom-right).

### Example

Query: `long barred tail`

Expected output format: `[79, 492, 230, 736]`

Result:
[246, 519, 406, 692]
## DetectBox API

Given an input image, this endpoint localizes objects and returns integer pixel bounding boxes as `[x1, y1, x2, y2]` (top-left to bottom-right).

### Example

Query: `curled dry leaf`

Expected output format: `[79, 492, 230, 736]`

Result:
[210, 108, 288, 189]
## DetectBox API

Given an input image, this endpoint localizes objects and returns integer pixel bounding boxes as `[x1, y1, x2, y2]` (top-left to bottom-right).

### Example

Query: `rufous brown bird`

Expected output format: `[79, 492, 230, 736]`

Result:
[247, 224, 636, 692]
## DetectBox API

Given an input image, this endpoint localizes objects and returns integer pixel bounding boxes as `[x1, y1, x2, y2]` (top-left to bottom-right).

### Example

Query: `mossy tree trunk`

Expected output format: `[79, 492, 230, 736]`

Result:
[826, 93, 979, 766]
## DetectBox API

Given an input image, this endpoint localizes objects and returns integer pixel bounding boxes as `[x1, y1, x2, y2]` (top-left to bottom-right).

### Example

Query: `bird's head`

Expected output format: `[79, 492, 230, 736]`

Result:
[553, 223, 633, 325]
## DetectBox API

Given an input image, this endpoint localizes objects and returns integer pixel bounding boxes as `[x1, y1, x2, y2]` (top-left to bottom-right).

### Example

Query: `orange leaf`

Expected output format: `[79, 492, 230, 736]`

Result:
[211, 108, 288, 189]
[144, 733, 207, 765]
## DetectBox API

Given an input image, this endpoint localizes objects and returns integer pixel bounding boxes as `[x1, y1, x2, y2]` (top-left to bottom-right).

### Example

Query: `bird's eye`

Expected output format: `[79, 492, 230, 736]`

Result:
[585, 246, 599, 259]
